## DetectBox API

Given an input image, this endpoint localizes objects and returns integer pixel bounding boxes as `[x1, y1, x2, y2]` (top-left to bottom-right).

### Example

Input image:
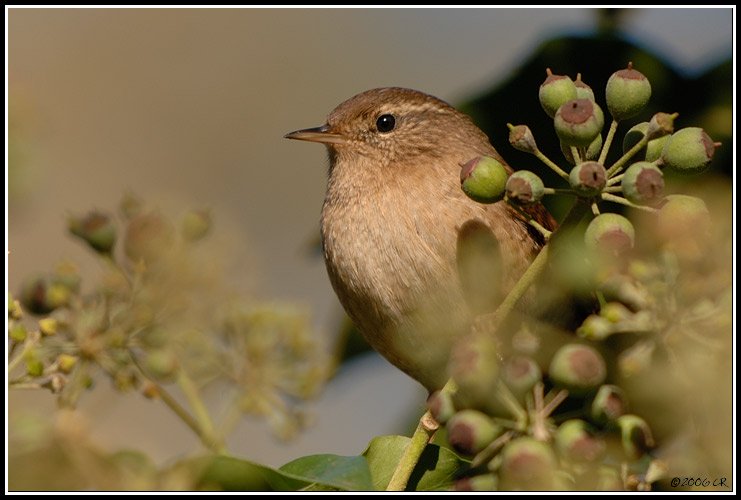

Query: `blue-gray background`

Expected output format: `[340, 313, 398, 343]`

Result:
[7, 7, 733, 467]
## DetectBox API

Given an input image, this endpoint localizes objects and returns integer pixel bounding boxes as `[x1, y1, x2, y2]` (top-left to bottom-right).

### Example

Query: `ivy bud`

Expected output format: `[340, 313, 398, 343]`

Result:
[539, 69, 577, 118]
[498, 437, 558, 491]
[144, 349, 179, 382]
[460, 156, 509, 204]
[561, 134, 602, 165]
[660, 127, 716, 174]
[591, 385, 627, 424]
[555, 99, 605, 147]
[569, 161, 606, 197]
[19, 275, 70, 315]
[647, 112, 676, 140]
[549, 344, 606, 395]
[446, 409, 501, 456]
[616, 414, 655, 459]
[605, 63, 651, 121]
[501, 356, 541, 400]
[585, 214, 635, 257]
[124, 212, 175, 263]
[621, 162, 664, 205]
[38, 318, 59, 336]
[505, 171, 545, 205]
[9, 323, 28, 343]
[622, 122, 669, 162]
[427, 390, 456, 425]
[181, 209, 212, 242]
[68, 211, 117, 254]
[8, 295, 23, 320]
[508, 124, 538, 154]
[555, 419, 606, 463]
[577, 314, 614, 341]
[25, 350, 44, 377]
[57, 353, 79, 374]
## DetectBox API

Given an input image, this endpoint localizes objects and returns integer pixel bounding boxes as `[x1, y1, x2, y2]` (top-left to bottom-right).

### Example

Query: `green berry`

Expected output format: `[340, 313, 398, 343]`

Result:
[549, 343, 606, 395]
[25, 351, 44, 377]
[569, 161, 606, 197]
[585, 213, 635, 256]
[9, 323, 28, 343]
[455, 474, 498, 491]
[460, 156, 509, 204]
[448, 333, 500, 410]
[591, 385, 627, 424]
[605, 63, 651, 121]
[577, 314, 614, 341]
[501, 356, 541, 399]
[561, 134, 602, 165]
[616, 414, 654, 459]
[38, 318, 59, 336]
[446, 409, 501, 456]
[505, 171, 544, 205]
[508, 124, 538, 154]
[539, 69, 577, 118]
[57, 353, 79, 374]
[646, 112, 676, 140]
[600, 302, 633, 323]
[574, 74, 595, 101]
[427, 390, 456, 425]
[596, 466, 623, 491]
[622, 122, 669, 162]
[661, 127, 716, 174]
[555, 419, 605, 463]
[144, 349, 179, 382]
[498, 437, 558, 491]
[656, 195, 710, 243]
[68, 211, 117, 254]
[555, 99, 605, 147]
[621, 161, 664, 205]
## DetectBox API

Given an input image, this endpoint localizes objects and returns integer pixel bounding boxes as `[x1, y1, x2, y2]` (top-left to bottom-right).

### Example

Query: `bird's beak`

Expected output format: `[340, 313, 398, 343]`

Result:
[284, 124, 347, 145]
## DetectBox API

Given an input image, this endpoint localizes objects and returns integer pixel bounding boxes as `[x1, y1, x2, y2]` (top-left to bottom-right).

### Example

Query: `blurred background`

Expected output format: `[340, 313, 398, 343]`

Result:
[7, 6, 733, 479]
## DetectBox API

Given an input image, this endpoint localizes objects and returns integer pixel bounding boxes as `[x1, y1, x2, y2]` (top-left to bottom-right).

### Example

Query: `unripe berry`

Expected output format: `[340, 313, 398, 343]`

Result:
[622, 122, 669, 162]
[555, 99, 605, 147]
[577, 314, 614, 341]
[454, 474, 498, 491]
[584, 213, 635, 256]
[605, 63, 651, 121]
[449, 333, 500, 410]
[555, 419, 606, 463]
[498, 437, 558, 491]
[616, 414, 655, 459]
[621, 161, 664, 205]
[539, 69, 577, 118]
[446, 409, 501, 456]
[574, 74, 595, 101]
[661, 127, 716, 174]
[181, 209, 212, 242]
[460, 156, 509, 204]
[501, 356, 541, 400]
[549, 343, 606, 395]
[508, 124, 538, 154]
[505, 171, 544, 205]
[68, 211, 117, 254]
[569, 161, 606, 197]
[591, 385, 627, 424]
[427, 390, 456, 425]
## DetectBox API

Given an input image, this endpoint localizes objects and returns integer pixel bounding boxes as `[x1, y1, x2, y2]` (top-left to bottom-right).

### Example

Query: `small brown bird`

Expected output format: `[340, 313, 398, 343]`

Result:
[286, 87, 555, 391]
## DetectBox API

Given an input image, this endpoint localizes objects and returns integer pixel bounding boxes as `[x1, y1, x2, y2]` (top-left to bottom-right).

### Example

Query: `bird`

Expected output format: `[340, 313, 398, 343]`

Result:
[285, 87, 555, 391]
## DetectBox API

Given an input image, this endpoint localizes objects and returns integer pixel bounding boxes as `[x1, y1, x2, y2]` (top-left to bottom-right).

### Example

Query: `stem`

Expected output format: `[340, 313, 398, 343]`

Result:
[606, 135, 650, 178]
[8, 339, 36, 374]
[534, 149, 569, 180]
[603, 186, 623, 193]
[570, 146, 582, 165]
[599, 119, 619, 165]
[607, 173, 624, 186]
[601, 192, 658, 213]
[591, 202, 601, 216]
[177, 370, 223, 452]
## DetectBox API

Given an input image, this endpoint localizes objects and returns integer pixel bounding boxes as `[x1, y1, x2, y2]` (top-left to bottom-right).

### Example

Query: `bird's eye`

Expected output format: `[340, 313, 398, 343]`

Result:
[376, 114, 396, 133]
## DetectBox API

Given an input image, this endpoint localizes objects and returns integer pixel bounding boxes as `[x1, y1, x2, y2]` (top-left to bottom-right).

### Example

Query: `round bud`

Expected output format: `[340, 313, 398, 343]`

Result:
[68, 211, 117, 254]
[561, 134, 602, 165]
[505, 171, 545, 205]
[501, 356, 541, 400]
[549, 343, 606, 395]
[454, 474, 498, 492]
[498, 437, 558, 491]
[616, 414, 655, 459]
[124, 212, 175, 263]
[19, 275, 70, 315]
[427, 390, 456, 425]
[591, 384, 627, 424]
[656, 195, 710, 244]
[460, 156, 509, 204]
[621, 162, 664, 205]
[38, 318, 59, 336]
[660, 127, 716, 174]
[577, 314, 614, 341]
[596, 466, 623, 491]
[555, 419, 606, 463]
[25, 353, 45, 378]
[144, 349, 180, 382]
[57, 353, 79, 374]
[646, 112, 676, 140]
[539, 69, 577, 118]
[181, 209, 212, 242]
[508, 124, 538, 154]
[605, 63, 651, 121]
[448, 333, 500, 410]
[554, 99, 605, 147]
[9, 323, 27, 343]
[446, 409, 501, 456]
[569, 161, 606, 197]
[584, 213, 635, 256]
[622, 122, 669, 162]
[574, 75, 595, 101]
[600, 301, 633, 323]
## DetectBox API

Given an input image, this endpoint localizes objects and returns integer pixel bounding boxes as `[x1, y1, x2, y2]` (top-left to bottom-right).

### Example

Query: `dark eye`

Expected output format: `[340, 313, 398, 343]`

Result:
[376, 114, 396, 133]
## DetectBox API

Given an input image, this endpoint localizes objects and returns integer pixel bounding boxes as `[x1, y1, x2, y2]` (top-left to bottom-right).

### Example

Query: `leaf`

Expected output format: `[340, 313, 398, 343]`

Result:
[193, 455, 275, 491]
[363, 435, 468, 491]
[279, 454, 375, 491]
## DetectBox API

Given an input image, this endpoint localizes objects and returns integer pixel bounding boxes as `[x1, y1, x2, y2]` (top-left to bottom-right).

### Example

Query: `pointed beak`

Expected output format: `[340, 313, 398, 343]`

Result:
[284, 124, 347, 145]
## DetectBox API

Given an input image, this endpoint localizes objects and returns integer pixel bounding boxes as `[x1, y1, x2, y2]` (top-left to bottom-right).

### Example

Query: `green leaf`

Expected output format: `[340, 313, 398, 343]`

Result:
[194, 455, 274, 491]
[279, 454, 374, 491]
[363, 435, 468, 491]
